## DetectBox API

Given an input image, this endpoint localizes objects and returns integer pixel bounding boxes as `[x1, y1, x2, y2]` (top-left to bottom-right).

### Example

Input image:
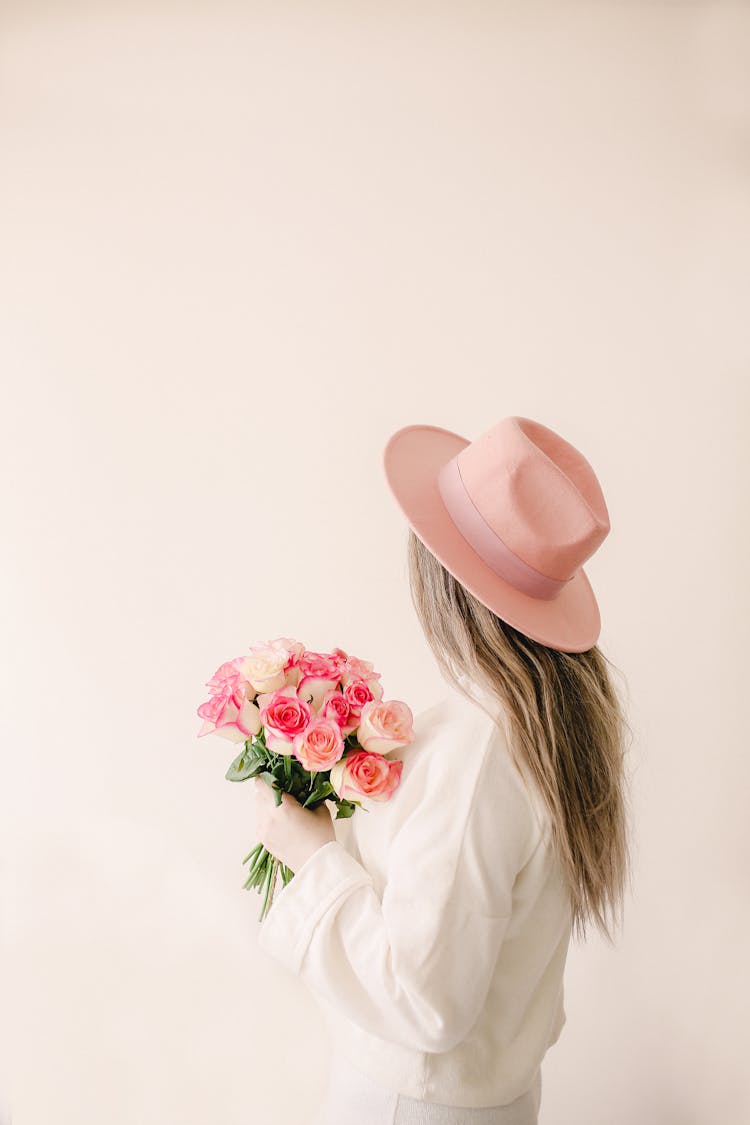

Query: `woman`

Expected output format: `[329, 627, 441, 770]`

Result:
[254, 415, 632, 1124]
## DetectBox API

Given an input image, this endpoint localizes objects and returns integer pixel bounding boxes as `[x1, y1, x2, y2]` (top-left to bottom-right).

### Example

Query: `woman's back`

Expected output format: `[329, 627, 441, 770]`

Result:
[268, 680, 574, 1110]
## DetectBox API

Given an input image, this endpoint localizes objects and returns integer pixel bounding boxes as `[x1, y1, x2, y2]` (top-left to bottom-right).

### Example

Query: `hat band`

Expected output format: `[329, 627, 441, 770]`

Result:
[437, 456, 572, 601]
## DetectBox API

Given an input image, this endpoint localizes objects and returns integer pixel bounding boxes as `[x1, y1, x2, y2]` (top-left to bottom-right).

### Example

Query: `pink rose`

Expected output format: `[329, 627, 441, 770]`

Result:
[297, 650, 346, 680]
[292, 716, 345, 771]
[296, 650, 346, 712]
[197, 683, 262, 742]
[337, 650, 384, 694]
[319, 689, 358, 736]
[258, 685, 313, 754]
[204, 657, 256, 701]
[356, 699, 415, 755]
[342, 676, 382, 719]
[330, 750, 403, 802]
[266, 637, 306, 688]
[266, 636, 306, 662]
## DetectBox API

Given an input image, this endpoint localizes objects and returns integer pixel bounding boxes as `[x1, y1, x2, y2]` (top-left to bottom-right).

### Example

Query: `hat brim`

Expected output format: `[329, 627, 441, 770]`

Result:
[382, 423, 601, 653]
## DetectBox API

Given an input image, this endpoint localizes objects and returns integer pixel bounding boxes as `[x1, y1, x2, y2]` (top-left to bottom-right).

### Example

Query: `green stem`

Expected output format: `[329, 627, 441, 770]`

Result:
[260, 854, 275, 921]
[242, 842, 263, 866]
[265, 855, 280, 917]
[243, 845, 268, 889]
[248, 845, 268, 878]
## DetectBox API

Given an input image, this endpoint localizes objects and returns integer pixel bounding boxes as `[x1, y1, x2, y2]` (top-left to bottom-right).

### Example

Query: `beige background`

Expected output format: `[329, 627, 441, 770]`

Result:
[2, 2, 748, 1122]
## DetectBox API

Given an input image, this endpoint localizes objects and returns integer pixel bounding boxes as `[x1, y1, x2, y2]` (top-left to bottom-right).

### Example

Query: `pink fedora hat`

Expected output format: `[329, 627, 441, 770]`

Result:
[382, 416, 611, 653]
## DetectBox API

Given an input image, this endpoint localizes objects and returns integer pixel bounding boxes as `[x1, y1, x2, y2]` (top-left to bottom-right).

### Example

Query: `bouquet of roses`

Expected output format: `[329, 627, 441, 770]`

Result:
[196, 637, 415, 920]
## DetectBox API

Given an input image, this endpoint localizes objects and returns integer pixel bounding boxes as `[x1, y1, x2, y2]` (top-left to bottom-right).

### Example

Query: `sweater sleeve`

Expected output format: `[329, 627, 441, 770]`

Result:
[255, 735, 541, 1055]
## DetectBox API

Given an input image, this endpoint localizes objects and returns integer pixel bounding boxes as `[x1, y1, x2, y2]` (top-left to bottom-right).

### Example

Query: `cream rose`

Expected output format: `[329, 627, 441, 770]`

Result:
[239, 644, 291, 693]
[356, 699, 415, 755]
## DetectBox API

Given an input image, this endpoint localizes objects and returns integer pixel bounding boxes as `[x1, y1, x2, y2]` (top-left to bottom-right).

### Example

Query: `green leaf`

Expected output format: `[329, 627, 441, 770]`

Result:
[301, 780, 333, 807]
[269, 759, 288, 785]
[225, 749, 265, 782]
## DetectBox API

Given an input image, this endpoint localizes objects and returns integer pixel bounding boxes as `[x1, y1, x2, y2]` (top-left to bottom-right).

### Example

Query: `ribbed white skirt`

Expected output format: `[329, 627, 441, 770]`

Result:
[309, 1062, 542, 1125]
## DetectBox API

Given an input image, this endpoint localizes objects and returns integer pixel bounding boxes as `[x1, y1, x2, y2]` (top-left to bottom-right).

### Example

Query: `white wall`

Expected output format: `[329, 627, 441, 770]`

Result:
[1, 3, 748, 1122]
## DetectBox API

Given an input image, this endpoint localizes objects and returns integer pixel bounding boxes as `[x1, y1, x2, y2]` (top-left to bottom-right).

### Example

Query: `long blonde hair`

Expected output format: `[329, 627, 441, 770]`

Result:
[407, 528, 633, 944]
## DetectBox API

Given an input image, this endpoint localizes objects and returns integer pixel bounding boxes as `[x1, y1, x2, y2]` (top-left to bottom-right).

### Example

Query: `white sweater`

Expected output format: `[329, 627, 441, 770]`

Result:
[256, 674, 572, 1108]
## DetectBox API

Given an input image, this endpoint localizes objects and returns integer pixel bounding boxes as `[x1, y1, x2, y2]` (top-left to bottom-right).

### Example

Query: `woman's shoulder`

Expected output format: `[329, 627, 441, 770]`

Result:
[401, 684, 513, 778]
[371, 684, 545, 910]
[395, 682, 549, 846]
[396, 686, 496, 781]
[386, 688, 530, 822]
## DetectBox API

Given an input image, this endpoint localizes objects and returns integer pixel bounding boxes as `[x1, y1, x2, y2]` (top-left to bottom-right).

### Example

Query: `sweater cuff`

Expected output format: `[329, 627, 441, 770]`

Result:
[256, 838, 373, 975]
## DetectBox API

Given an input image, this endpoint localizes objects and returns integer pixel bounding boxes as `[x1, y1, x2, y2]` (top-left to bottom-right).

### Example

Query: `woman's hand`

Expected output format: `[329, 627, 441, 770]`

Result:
[253, 776, 337, 874]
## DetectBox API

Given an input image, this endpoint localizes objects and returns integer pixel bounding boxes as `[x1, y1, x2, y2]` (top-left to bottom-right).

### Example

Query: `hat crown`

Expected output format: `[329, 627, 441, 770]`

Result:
[452, 416, 610, 582]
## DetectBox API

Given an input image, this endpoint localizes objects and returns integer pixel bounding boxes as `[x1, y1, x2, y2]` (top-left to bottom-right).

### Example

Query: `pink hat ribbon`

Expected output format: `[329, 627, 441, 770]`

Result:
[437, 456, 573, 601]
